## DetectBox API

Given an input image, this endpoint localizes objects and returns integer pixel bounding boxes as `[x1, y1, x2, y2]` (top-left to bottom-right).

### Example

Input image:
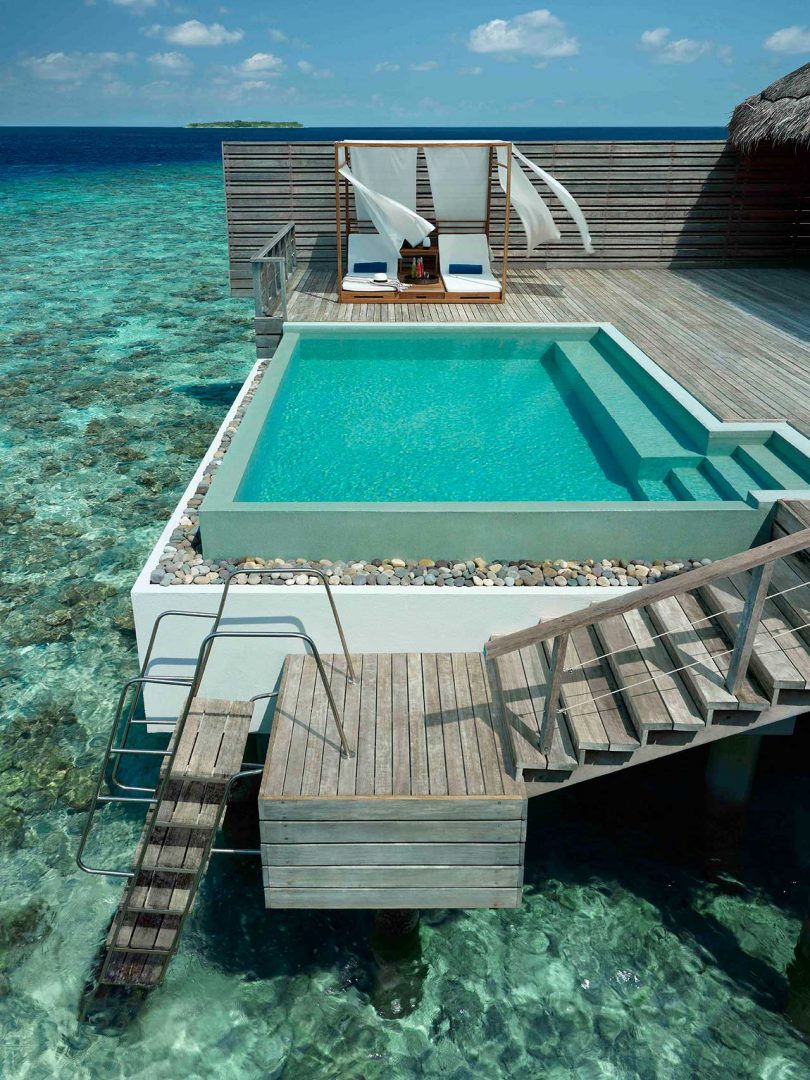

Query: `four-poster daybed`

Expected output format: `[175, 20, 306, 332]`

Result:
[335, 140, 512, 304]
[335, 139, 593, 305]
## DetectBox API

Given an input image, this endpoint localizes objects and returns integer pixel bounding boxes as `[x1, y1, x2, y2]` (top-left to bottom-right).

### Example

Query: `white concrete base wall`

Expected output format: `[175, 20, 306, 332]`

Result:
[132, 581, 608, 731]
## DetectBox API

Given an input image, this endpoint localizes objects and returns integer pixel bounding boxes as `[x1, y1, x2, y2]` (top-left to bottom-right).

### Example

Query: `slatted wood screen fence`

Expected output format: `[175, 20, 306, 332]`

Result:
[223, 140, 810, 296]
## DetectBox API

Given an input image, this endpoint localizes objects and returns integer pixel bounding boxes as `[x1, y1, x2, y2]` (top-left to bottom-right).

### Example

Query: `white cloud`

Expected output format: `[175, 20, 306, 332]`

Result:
[269, 29, 287, 42]
[21, 51, 135, 82]
[148, 51, 191, 74]
[458, 65, 482, 76]
[640, 27, 724, 64]
[410, 60, 438, 71]
[373, 61, 400, 73]
[297, 60, 333, 79]
[468, 10, 579, 60]
[235, 53, 285, 77]
[110, 0, 157, 11]
[152, 20, 244, 46]
[764, 26, 810, 54]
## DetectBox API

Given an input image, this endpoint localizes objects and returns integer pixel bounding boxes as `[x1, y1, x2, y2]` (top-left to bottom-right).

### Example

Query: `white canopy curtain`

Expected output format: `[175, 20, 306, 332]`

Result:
[496, 145, 561, 250]
[423, 146, 490, 221]
[337, 145, 433, 257]
[350, 146, 418, 212]
[512, 146, 594, 255]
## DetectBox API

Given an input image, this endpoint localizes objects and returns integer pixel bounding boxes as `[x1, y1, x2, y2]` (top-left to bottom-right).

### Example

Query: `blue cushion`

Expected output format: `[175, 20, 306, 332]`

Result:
[353, 261, 387, 273]
[448, 263, 483, 274]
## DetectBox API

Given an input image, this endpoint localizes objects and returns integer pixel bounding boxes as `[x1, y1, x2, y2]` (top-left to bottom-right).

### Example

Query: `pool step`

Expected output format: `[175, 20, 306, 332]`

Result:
[701, 454, 762, 502]
[734, 442, 810, 492]
[668, 465, 726, 501]
[553, 339, 702, 481]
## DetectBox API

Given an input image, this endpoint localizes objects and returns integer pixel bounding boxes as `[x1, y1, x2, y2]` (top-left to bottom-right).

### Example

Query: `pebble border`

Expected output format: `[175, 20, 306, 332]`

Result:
[150, 361, 712, 588]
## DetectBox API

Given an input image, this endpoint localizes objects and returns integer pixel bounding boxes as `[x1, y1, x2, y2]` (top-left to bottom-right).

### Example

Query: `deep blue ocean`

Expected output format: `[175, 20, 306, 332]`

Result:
[0, 124, 727, 173]
[1, 126, 808, 1080]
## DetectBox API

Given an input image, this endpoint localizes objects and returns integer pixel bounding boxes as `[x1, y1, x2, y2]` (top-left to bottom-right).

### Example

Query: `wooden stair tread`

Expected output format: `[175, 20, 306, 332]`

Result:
[107, 911, 181, 952]
[545, 628, 639, 755]
[595, 611, 703, 742]
[699, 576, 810, 697]
[751, 557, 810, 646]
[676, 591, 770, 709]
[489, 647, 577, 773]
[168, 698, 253, 782]
[647, 595, 741, 718]
[102, 951, 166, 988]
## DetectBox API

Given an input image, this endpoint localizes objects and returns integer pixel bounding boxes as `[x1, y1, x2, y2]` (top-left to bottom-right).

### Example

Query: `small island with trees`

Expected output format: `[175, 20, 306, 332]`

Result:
[187, 121, 304, 129]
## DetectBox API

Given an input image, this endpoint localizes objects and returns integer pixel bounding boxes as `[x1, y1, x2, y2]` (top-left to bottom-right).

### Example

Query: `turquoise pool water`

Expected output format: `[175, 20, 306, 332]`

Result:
[238, 333, 635, 503]
[1, 150, 809, 1078]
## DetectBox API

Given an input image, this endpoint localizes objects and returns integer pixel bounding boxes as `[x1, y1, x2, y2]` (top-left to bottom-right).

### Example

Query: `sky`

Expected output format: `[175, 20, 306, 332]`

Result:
[0, 1, 808, 126]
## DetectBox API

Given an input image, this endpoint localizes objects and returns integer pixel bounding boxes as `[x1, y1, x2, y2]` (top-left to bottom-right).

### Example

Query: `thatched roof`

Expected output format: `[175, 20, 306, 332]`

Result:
[728, 62, 810, 152]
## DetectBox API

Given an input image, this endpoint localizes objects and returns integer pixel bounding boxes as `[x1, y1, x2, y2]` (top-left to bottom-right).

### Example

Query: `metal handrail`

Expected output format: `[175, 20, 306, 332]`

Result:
[110, 562, 354, 792]
[76, 674, 194, 878]
[94, 627, 350, 984]
[78, 627, 353, 881]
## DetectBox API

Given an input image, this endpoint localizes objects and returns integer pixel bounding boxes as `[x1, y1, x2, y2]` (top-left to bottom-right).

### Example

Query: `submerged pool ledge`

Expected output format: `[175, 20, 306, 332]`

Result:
[198, 322, 810, 563]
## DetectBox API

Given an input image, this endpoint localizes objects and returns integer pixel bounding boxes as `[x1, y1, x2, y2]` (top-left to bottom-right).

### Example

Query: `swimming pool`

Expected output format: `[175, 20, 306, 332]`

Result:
[199, 323, 810, 561]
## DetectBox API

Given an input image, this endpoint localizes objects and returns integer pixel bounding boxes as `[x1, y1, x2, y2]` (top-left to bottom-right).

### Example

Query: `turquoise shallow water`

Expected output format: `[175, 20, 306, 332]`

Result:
[238, 334, 633, 503]
[1, 154, 809, 1078]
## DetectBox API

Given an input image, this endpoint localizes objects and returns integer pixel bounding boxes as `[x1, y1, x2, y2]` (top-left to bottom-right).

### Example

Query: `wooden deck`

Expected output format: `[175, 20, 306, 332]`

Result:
[281, 265, 810, 437]
[259, 653, 527, 909]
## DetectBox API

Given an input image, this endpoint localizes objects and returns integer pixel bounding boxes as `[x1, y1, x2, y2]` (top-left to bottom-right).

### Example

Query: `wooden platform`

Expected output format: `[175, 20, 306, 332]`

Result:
[259, 653, 527, 909]
[282, 265, 810, 438]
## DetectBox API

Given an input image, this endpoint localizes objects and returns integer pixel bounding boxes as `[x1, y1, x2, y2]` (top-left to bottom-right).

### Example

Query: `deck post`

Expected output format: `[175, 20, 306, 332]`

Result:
[786, 901, 810, 1036]
[725, 561, 774, 695]
[540, 632, 568, 753]
[703, 732, 762, 884]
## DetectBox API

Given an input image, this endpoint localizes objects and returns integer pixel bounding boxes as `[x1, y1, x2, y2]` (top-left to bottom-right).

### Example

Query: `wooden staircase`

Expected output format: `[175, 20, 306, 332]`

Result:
[486, 531, 810, 786]
[97, 698, 252, 989]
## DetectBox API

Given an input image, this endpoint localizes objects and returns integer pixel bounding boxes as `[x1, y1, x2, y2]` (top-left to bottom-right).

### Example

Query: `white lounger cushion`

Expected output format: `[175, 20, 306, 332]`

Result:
[438, 234, 501, 295]
[342, 233, 400, 291]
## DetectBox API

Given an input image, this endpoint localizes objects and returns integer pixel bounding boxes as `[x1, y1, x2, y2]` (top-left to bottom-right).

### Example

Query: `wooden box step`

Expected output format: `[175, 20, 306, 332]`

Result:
[260, 794, 526, 910]
[594, 610, 703, 743]
[101, 950, 167, 988]
[698, 576, 810, 702]
[127, 870, 193, 917]
[107, 911, 181, 953]
[166, 698, 253, 783]
[541, 628, 639, 761]
[487, 647, 577, 774]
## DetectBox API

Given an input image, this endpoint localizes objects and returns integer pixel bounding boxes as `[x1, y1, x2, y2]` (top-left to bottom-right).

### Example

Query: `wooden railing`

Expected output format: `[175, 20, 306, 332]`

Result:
[484, 527, 810, 753]
[251, 222, 297, 318]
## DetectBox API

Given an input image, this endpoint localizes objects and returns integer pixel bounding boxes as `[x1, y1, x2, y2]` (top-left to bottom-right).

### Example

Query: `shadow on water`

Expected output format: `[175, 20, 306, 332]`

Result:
[193, 789, 428, 1019]
[174, 380, 243, 409]
[524, 722, 810, 1018]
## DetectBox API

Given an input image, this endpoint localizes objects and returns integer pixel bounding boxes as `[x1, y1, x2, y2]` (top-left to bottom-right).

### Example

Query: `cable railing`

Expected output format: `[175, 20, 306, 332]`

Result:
[484, 526, 810, 754]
